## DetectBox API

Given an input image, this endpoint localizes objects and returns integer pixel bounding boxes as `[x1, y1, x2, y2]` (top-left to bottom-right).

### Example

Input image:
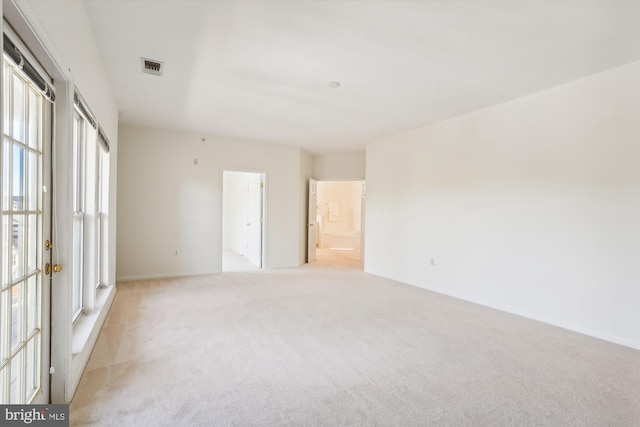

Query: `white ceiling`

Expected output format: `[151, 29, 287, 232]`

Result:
[84, 0, 640, 154]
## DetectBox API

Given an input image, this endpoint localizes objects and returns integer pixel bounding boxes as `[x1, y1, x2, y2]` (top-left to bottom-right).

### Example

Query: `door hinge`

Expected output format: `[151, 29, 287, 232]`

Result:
[49, 366, 55, 374]
[260, 182, 264, 188]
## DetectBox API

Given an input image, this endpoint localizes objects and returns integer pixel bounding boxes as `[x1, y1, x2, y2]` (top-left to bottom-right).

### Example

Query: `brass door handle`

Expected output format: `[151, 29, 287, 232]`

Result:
[45, 264, 62, 275]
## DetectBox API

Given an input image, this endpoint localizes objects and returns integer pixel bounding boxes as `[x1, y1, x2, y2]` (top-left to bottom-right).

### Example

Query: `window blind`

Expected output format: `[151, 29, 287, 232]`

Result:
[74, 90, 110, 152]
[3, 33, 55, 101]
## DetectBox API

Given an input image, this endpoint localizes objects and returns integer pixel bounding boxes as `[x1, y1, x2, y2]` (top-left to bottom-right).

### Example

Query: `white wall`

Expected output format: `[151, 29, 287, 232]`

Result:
[313, 152, 365, 180]
[24, 0, 117, 140]
[117, 125, 307, 279]
[366, 61, 640, 349]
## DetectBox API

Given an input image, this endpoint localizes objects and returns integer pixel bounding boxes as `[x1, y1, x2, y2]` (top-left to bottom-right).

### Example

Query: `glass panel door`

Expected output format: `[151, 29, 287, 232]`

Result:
[1, 54, 51, 404]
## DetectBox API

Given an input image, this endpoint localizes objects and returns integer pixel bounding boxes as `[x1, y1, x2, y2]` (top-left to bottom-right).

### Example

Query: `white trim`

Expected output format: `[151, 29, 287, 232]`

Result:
[71, 285, 115, 355]
[70, 285, 116, 397]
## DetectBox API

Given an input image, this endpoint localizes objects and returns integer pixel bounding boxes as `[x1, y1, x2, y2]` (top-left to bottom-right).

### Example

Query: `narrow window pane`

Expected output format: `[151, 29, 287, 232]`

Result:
[3, 64, 9, 134]
[100, 212, 108, 286]
[2, 141, 10, 211]
[11, 282, 24, 351]
[72, 217, 84, 318]
[27, 89, 39, 150]
[25, 337, 38, 401]
[12, 76, 25, 143]
[27, 151, 38, 212]
[26, 215, 37, 276]
[10, 349, 23, 404]
[12, 145, 26, 211]
[96, 213, 102, 288]
[0, 290, 9, 360]
[1, 216, 9, 286]
[12, 215, 26, 281]
[72, 116, 80, 212]
[0, 366, 6, 403]
[26, 275, 37, 335]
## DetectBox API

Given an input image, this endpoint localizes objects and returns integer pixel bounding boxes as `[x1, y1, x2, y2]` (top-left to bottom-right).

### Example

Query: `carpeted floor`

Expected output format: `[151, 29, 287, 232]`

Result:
[222, 250, 261, 272]
[70, 267, 640, 426]
[309, 248, 362, 270]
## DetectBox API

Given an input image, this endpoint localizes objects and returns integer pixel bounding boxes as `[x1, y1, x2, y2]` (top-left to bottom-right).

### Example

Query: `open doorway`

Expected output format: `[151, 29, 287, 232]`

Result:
[222, 171, 265, 271]
[308, 180, 365, 269]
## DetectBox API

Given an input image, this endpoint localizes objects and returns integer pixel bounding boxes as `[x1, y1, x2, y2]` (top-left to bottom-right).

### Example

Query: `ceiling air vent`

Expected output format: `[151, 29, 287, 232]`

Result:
[141, 58, 163, 76]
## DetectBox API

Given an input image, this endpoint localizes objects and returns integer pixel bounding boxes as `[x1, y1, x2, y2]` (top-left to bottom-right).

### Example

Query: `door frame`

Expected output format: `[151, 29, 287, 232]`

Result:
[307, 178, 317, 263]
[307, 179, 365, 267]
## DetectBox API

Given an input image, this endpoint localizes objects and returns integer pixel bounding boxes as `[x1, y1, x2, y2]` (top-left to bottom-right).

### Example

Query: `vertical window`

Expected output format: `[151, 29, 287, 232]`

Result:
[71, 112, 84, 321]
[71, 93, 110, 321]
[97, 142, 109, 288]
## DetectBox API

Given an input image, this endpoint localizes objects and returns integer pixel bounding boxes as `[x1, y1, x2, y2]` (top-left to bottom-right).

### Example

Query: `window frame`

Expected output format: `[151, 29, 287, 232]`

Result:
[71, 95, 111, 325]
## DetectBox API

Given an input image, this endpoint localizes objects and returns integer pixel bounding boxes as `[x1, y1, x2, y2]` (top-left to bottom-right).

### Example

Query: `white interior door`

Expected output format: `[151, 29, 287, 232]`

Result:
[1, 53, 52, 404]
[307, 179, 317, 263]
[246, 174, 263, 268]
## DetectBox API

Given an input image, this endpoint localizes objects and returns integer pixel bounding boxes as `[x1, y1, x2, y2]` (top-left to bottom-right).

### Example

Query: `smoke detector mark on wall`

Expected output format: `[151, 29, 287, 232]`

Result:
[141, 58, 163, 76]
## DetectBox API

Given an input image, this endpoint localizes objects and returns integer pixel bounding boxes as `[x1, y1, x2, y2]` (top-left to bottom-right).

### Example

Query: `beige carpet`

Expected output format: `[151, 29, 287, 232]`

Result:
[309, 248, 362, 269]
[71, 268, 640, 426]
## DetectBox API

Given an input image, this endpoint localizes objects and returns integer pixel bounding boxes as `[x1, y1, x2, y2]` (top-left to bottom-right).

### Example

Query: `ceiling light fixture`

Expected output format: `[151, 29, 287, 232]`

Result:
[328, 81, 341, 88]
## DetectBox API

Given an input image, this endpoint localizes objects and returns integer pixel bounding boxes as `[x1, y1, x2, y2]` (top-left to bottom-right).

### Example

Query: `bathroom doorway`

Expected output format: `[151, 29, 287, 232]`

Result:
[309, 180, 364, 269]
